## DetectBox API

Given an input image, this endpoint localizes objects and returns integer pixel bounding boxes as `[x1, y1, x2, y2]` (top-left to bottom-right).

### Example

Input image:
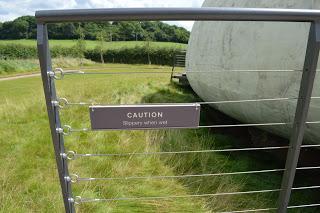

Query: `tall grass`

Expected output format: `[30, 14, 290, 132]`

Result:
[0, 65, 318, 212]
[0, 58, 96, 76]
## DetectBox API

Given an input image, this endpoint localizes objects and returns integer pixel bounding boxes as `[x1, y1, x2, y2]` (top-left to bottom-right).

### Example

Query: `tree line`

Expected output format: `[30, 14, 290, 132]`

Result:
[0, 16, 190, 43]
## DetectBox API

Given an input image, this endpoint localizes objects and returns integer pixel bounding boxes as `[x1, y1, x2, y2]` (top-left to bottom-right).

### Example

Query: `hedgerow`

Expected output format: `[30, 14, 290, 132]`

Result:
[0, 44, 183, 66]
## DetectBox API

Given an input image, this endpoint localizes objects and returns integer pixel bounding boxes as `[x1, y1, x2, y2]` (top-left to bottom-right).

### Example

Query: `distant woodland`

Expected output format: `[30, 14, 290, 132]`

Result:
[0, 16, 190, 43]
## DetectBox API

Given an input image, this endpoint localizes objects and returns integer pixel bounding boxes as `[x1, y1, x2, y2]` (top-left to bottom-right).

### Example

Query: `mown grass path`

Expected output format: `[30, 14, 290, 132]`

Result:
[0, 73, 40, 81]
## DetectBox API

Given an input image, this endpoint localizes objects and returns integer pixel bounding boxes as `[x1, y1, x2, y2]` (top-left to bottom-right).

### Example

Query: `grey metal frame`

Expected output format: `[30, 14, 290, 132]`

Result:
[37, 24, 75, 212]
[36, 7, 320, 213]
[277, 21, 320, 212]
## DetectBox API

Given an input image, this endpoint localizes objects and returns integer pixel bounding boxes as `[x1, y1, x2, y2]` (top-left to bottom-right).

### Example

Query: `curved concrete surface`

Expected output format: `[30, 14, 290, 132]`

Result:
[186, 0, 320, 144]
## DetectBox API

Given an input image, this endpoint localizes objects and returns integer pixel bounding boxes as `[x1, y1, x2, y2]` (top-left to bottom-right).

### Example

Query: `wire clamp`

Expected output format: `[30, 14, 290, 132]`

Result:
[66, 151, 76, 160]
[52, 98, 69, 109]
[57, 98, 69, 109]
[52, 68, 64, 80]
[74, 196, 82, 205]
[70, 174, 79, 183]
[62, 125, 72, 136]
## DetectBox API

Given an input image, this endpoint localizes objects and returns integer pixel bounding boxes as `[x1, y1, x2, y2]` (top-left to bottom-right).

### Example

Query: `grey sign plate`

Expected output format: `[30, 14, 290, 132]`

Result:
[89, 104, 200, 130]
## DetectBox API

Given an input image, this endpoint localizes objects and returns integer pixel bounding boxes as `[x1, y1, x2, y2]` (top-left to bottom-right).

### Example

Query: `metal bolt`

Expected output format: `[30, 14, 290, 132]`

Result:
[56, 128, 63, 134]
[47, 71, 55, 78]
[60, 153, 67, 159]
[64, 176, 71, 182]
[52, 100, 59, 107]
[68, 197, 75, 203]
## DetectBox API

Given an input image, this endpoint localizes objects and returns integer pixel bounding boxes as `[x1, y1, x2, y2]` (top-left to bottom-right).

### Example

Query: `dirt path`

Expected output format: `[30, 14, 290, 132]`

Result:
[0, 73, 41, 81]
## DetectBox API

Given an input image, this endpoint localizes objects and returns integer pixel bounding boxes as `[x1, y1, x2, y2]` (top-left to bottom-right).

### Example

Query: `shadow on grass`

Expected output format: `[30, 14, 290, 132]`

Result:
[141, 82, 320, 212]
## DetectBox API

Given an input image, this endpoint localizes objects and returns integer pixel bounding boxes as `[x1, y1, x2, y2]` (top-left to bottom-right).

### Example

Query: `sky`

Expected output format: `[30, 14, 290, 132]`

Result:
[0, 0, 205, 30]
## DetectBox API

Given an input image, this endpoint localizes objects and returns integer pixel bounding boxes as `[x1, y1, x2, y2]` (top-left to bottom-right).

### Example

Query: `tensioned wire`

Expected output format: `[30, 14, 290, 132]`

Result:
[65, 144, 320, 159]
[60, 69, 304, 76]
[69, 166, 320, 182]
[217, 203, 320, 213]
[75, 189, 282, 203]
[52, 68, 320, 108]
[59, 69, 320, 200]
[64, 121, 320, 134]
[73, 186, 320, 204]
[56, 96, 320, 107]
[56, 96, 320, 133]
[51, 68, 306, 81]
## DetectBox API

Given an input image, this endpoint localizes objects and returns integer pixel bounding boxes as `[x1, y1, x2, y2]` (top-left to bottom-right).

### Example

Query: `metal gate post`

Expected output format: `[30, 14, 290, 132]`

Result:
[37, 23, 75, 213]
[277, 21, 320, 213]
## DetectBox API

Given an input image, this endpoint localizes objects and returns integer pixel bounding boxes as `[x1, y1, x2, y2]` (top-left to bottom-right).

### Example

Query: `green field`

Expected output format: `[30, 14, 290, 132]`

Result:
[0, 39, 187, 50]
[0, 40, 186, 77]
[0, 64, 318, 212]
[0, 58, 97, 77]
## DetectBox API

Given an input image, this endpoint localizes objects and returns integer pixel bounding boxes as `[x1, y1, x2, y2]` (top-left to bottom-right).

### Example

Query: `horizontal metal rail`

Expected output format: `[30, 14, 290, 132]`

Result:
[36, 7, 320, 23]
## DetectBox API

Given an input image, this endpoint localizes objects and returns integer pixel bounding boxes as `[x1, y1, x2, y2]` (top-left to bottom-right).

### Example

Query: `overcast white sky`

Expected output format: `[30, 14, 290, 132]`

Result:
[0, 0, 205, 30]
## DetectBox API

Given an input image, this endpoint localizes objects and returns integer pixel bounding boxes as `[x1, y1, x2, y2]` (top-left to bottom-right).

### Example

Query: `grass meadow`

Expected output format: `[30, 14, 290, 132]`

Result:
[0, 64, 319, 212]
[0, 40, 186, 77]
[0, 57, 96, 77]
[0, 40, 187, 50]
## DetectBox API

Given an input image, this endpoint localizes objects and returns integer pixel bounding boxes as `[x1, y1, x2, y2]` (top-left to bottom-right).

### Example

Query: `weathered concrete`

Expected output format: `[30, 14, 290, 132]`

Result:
[186, 0, 320, 144]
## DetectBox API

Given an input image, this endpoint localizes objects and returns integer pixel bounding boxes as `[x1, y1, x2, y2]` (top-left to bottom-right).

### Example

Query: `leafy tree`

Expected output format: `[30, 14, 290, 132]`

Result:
[1, 19, 28, 39]
[16, 16, 36, 39]
[143, 31, 154, 65]
[0, 22, 3, 35]
[95, 30, 108, 63]
[48, 23, 77, 39]
[114, 21, 144, 41]
[173, 27, 189, 44]
[107, 25, 117, 41]
[0, 16, 190, 43]
[83, 22, 110, 40]
[74, 25, 86, 65]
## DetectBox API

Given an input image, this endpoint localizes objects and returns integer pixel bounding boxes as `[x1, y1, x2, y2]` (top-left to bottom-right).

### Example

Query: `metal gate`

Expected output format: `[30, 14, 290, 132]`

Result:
[36, 8, 320, 213]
